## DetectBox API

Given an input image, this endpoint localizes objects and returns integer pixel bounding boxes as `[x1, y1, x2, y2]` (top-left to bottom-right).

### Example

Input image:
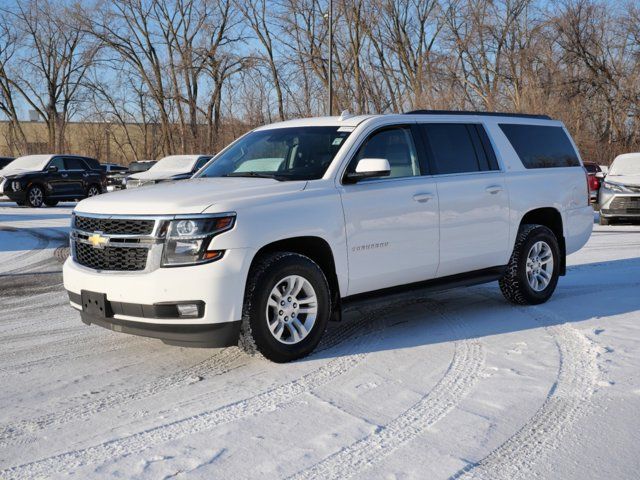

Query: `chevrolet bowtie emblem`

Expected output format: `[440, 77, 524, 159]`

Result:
[88, 232, 109, 249]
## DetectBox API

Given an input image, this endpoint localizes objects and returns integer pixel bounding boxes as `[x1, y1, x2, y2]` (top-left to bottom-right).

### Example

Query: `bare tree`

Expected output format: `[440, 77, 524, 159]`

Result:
[2, 0, 99, 151]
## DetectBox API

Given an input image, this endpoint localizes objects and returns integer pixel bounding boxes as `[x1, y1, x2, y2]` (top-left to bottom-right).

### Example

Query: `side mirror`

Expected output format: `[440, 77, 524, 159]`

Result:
[345, 158, 391, 183]
[48, 165, 58, 173]
[595, 172, 605, 179]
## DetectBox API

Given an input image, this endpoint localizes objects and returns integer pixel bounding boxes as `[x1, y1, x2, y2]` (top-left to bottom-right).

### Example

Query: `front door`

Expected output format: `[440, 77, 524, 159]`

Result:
[339, 126, 440, 296]
[45, 157, 68, 196]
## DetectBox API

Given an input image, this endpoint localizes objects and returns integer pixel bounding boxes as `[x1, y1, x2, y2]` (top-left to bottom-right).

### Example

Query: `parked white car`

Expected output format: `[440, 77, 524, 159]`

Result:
[599, 153, 640, 225]
[63, 111, 593, 362]
[126, 154, 212, 188]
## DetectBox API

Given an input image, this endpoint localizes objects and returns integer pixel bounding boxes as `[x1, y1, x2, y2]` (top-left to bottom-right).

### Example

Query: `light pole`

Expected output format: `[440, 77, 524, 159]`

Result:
[328, 0, 333, 116]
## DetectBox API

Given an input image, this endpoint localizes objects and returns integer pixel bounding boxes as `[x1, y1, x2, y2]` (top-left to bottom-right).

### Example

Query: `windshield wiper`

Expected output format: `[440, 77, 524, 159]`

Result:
[222, 171, 288, 181]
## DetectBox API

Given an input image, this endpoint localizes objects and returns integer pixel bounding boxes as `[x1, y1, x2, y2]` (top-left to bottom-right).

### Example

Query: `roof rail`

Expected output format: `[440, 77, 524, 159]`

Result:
[404, 109, 552, 120]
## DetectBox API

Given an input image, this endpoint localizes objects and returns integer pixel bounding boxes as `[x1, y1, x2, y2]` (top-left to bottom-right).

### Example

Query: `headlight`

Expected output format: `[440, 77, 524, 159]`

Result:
[11, 181, 22, 191]
[603, 181, 629, 192]
[161, 215, 235, 267]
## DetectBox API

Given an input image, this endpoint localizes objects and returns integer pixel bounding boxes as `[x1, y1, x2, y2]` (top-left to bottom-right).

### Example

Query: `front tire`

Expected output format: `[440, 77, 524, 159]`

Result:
[87, 185, 101, 197]
[240, 252, 331, 363]
[26, 185, 44, 208]
[499, 224, 560, 305]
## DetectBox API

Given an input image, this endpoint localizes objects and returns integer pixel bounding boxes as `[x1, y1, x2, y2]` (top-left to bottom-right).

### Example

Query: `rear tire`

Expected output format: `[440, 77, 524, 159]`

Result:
[26, 185, 44, 208]
[239, 252, 331, 363]
[499, 224, 560, 305]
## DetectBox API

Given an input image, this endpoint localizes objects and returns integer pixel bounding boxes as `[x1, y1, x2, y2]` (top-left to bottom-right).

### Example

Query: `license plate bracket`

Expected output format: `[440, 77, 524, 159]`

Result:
[81, 290, 110, 318]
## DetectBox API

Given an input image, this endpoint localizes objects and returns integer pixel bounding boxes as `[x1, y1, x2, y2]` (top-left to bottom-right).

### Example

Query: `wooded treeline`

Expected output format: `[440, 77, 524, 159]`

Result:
[0, 0, 638, 164]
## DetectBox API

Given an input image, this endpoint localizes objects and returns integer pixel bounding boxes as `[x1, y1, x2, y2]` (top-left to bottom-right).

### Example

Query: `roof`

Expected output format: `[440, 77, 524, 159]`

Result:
[254, 110, 556, 131]
[405, 110, 552, 120]
[255, 114, 376, 131]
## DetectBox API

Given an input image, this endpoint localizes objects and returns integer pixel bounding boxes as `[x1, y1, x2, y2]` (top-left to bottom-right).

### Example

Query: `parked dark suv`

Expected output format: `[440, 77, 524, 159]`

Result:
[0, 154, 105, 207]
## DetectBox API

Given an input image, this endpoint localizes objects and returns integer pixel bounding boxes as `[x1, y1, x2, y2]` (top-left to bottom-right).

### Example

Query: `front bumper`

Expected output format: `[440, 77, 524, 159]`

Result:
[77, 305, 241, 347]
[599, 190, 640, 218]
[63, 247, 255, 346]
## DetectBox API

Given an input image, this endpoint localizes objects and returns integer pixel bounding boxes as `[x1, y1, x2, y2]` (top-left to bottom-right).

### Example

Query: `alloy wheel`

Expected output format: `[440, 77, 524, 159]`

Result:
[265, 275, 318, 345]
[29, 187, 43, 207]
[525, 240, 554, 291]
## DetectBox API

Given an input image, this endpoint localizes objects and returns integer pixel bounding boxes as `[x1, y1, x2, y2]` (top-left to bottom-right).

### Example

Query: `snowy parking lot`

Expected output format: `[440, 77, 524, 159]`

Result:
[0, 204, 639, 479]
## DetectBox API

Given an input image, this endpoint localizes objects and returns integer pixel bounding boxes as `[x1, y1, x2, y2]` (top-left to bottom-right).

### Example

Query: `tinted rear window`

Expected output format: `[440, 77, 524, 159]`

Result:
[65, 158, 87, 170]
[420, 123, 498, 175]
[499, 124, 580, 168]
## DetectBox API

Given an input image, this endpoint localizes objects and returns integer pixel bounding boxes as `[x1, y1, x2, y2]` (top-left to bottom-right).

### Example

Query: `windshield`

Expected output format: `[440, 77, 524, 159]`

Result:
[150, 155, 198, 172]
[197, 127, 351, 181]
[5, 155, 51, 171]
[129, 162, 154, 173]
[609, 155, 640, 176]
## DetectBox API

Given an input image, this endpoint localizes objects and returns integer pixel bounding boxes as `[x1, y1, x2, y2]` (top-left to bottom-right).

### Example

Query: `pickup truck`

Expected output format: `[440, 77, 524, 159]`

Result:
[63, 111, 593, 362]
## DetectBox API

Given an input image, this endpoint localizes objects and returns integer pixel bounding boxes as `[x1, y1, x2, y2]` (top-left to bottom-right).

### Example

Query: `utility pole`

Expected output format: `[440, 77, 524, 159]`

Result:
[328, 0, 333, 116]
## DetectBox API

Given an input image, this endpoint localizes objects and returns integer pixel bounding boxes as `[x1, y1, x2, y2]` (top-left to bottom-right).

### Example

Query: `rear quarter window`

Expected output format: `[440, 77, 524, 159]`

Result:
[499, 124, 580, 168]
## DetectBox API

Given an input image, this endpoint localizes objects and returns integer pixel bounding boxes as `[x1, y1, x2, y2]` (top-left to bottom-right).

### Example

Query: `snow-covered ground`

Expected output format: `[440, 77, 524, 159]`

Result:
[0, 203, 639, 479]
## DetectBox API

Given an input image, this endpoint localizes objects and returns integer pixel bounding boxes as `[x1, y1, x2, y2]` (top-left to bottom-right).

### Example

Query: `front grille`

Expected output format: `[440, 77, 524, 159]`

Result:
[608, 196, 640, 214]
[74, 242, 148, 271]
[74, 215, 155, 235]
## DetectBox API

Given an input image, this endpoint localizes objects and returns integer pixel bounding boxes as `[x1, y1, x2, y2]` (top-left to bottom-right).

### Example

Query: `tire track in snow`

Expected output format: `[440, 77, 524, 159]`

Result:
[0, 348, 247, 448]
[450, 303, 599, 480]
[289, 302, 485, 480]
[0, 295, 425, 478]
[0, 226, 48, 272]
[0, 227, 67, 275]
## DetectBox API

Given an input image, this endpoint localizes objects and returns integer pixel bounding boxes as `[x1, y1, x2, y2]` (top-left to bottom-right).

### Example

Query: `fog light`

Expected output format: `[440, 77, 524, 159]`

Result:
[177, 303, 200, 318]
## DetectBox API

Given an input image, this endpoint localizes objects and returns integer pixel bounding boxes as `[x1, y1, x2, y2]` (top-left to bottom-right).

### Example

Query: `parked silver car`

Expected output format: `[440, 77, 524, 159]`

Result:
[599, 153, 640, 225]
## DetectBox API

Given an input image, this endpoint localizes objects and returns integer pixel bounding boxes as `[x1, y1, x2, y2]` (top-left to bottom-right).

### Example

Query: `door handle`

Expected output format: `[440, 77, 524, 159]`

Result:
[485, 185, 503, 195]
[413, 193, 434, 203]
[61, 173, 69, 178]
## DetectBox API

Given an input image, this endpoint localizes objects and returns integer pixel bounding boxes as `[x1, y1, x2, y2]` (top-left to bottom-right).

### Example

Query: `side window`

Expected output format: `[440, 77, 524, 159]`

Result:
[420, 123, 488, 175]
[499, 124, 580, 168]
[48, 157, 65, 170]
[65, 158, 87, 170]
[348, 127, 420, 180]
[195, 157, 210, 170]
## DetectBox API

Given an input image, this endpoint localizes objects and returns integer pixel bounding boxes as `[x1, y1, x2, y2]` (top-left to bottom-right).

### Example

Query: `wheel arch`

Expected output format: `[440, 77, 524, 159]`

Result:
[518, 207, 566, 275]
[247, 236, 342, 318]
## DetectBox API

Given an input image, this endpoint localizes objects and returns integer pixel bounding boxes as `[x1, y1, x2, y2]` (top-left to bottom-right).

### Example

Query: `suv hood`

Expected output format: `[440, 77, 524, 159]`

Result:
[605, 174, 640, 187]
[129, 169, 189, 181]
[75, 177, 308, 215]
[0, 168, 38, 178]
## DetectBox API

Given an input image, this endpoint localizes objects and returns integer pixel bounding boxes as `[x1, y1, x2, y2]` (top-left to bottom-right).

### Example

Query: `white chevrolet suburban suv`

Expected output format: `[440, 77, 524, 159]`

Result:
[63, 111, 593, 362]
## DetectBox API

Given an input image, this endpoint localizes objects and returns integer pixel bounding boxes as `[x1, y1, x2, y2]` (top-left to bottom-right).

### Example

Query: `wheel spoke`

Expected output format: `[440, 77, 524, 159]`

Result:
[291, 278, 305, 297]
[297, 295, 316, 306]
[272, 322, 285, 340]
[291, 318, 307, 337]
[287, 323, 300, 343]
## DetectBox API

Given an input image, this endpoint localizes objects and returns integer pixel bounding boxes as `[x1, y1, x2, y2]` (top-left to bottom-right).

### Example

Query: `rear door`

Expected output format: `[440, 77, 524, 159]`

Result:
[339, 125, 440, 295]
[418, 123, 510, 277]
[63, 157, 89, 196]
